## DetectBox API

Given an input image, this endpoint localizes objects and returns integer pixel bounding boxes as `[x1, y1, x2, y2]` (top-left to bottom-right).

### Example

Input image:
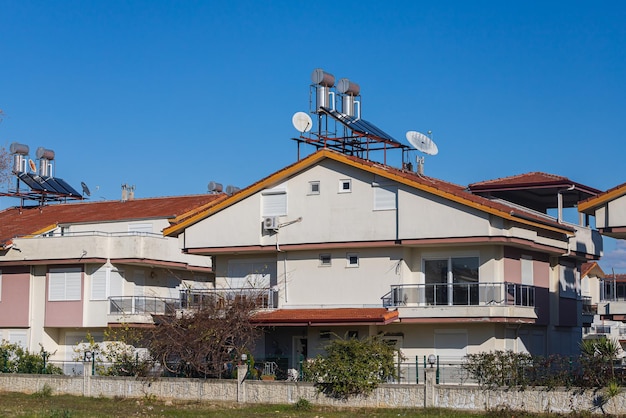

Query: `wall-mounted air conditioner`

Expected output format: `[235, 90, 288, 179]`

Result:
[263, 216, 279, 231]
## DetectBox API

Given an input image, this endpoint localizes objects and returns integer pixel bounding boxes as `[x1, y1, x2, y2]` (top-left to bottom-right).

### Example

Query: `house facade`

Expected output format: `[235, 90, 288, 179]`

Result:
[579, 183, 626, 351]
[0, 194, 223, 371]
[165, 149, 603, 371]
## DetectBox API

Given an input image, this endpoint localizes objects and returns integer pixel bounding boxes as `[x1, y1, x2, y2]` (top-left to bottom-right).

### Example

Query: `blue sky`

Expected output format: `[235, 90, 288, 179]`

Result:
[1, 0, 625, 272]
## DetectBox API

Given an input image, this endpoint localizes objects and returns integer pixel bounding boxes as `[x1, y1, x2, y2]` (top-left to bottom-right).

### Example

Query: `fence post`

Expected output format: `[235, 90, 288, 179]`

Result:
[416, 356, 419, 384]
[82, 360, 92, 397]
[424, 367, 436, 407]
[237, 364, 248, 403]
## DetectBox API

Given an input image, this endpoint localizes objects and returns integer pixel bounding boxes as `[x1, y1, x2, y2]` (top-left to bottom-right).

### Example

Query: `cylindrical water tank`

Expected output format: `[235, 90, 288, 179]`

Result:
[208, 181, 223, 193]
[316, 86, 332, 110]
[311, 68, 335, 87]
[342, 95, 355, 116]
[36, 147, 55, 160]
[337, 78, 360, 96]
[10, 142, 29, 155]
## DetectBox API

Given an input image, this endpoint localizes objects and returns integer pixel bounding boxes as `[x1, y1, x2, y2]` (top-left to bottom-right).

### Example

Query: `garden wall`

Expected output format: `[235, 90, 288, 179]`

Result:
[0, 368, 623, 414]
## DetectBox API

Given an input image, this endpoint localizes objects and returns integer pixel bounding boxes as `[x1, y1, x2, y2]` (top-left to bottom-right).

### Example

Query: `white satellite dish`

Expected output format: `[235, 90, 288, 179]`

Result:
[292, 111, 313, 133]
[406, 131, 439, 155]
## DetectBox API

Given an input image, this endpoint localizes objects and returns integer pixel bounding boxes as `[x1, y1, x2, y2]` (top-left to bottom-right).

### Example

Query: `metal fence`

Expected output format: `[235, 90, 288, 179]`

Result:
[382, 282, 535, 308]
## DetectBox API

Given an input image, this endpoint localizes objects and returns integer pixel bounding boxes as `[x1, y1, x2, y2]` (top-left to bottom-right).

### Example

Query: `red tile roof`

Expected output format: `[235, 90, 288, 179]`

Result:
[251, 308, 399, 326]
[165, 149, 575, 237]
[470, 172, 573, 187]
[581, 262, 605, 278]
[0, 194, 225, 247]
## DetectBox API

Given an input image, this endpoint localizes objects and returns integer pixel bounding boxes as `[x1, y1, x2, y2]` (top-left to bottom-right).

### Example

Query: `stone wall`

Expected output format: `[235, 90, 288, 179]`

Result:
[0, 368, 623, 414]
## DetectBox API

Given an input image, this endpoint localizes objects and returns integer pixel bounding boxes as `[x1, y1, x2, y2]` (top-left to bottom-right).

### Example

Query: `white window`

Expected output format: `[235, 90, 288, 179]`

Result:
[309, 181, 320, 195]
[91, 267, 124, 300]
[339, 179, 352, 193]
[347, 253, 359, 268]
[48, 268, 82, 301]
[8, 331, 28, 349]
[227, 261, 276, 288]
[262, 186, 287, 216]
[319, 254, 331, 266]
[374, 186, 397, 210]
[521, 255, 534, 286]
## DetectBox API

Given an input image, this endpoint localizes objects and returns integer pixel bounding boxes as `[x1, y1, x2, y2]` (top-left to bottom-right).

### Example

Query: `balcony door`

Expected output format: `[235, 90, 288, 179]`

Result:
[424, 256, 479, 306]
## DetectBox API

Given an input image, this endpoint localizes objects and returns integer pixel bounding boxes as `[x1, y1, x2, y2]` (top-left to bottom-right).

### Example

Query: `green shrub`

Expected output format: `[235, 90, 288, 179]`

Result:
[303, 334, 400, 399]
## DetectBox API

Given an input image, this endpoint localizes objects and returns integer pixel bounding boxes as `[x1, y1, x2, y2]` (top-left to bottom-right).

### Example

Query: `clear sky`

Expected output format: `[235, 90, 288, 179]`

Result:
[1, 0, 625, 272]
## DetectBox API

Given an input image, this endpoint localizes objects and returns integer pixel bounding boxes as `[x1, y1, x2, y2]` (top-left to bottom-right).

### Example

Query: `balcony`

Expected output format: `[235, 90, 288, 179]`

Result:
[180, 288, 278, 310]
[11, 230, 209, 269]
[381, 282, 537, 321]
[107, 288, 278, 324]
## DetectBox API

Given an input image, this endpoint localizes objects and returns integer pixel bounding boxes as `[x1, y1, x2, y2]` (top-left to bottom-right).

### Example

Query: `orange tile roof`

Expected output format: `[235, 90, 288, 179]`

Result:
[578, 182, 626, 214]
[251, 308, 399, 326]
[165, 149, 574, 237]
[0, 194, 225, 247]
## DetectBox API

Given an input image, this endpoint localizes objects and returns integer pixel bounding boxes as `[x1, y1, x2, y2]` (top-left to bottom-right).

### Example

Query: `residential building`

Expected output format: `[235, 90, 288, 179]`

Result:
[579, 183, 626, 352]
[164, 148, 603, 373]
[0, 194, 223, 371]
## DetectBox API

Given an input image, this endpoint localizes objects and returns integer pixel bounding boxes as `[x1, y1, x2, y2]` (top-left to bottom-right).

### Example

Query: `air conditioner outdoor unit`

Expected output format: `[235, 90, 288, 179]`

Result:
[263, 216, 279, 231]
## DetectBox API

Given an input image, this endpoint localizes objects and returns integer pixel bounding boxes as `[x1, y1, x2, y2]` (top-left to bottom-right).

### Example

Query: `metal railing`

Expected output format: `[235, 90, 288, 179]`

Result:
[180, 288, 278, 310]
[109, 288, 278, 315]
[109, 296, 180, 315]
[382, 282, 535, 308]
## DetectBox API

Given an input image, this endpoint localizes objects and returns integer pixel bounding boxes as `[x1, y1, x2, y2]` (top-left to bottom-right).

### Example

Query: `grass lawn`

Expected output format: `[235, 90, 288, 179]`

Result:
[0, 390, 598, 418]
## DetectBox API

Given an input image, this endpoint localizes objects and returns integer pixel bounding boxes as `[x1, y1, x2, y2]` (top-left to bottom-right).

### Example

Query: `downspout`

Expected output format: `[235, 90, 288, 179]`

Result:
[557, 185, 576, 224]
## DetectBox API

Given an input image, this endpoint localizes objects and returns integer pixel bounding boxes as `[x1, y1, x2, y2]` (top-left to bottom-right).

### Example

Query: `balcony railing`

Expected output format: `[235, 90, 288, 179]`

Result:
[109, 288, 278, 316]
[109, 296, 180, 315]
[180, 288, 278, 310]
[382, 282, 535, 308]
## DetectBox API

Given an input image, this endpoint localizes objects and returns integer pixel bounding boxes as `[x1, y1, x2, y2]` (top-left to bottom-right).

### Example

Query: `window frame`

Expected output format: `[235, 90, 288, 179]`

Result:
[308, 181, 320, 195]
[48, 267, 82, 302]
[319, 254, 331, 267]
[338, 179, 352, 193]
[346, 253, 359, 268]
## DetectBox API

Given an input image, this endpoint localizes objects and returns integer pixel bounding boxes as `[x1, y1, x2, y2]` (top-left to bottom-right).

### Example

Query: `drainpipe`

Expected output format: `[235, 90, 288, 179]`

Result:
[557, 185, 576, 224]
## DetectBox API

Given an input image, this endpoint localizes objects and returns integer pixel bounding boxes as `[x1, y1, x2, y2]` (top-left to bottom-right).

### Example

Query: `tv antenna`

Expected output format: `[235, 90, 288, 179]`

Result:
[291, 111, 313, 133]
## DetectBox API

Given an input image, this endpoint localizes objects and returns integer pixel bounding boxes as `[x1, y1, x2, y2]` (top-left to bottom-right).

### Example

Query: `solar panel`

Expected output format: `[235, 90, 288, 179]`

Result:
[17, 173, 47, 191]
[320, 107, 401, 145]
[17, 173, 82, 198]
[50, 177, 82, 197]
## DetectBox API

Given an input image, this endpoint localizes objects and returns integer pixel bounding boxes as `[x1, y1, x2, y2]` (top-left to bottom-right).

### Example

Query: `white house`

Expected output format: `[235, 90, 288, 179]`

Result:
[0, 194, 223, 371]
[164, 148, 603, 371]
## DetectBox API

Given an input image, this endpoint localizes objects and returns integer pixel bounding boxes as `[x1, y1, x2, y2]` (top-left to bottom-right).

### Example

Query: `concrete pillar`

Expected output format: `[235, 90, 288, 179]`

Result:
[82, 361, 92, 397]
[424, 367, 436, 407]
[237, 364, 248, 403]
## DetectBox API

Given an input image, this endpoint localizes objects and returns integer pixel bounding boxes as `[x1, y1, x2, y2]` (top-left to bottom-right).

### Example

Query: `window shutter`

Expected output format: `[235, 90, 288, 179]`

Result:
[65, 270, 82, 300]
[49, 271, 66, 301]
[262, 192, 287, 216]
[109, 270, 124, 297]
[374, 186, 396, 210]
[91, 269, 107, 300]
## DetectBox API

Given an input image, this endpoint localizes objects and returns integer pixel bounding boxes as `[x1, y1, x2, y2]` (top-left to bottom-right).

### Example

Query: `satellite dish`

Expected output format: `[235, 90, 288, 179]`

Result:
[406, 131, 438, 155]
[28, 159, 37, 172]
[81, 181, 91, 196]
[292, 112, 313, 133]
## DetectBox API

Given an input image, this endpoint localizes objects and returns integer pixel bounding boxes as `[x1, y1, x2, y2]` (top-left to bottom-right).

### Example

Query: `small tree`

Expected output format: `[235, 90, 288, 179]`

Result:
[303, 334, 400, 399]
[146, 290, 261, 378]
[0, 109, 13, 189]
